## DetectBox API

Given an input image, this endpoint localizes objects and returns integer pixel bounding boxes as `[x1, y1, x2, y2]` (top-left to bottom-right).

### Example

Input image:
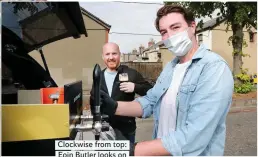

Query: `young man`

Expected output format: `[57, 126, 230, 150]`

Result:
[90, 42, 152, 143]
[99, 5, 234, 156]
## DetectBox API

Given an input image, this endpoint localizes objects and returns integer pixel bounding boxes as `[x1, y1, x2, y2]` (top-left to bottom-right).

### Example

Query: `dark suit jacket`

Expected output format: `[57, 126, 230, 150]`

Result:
[90, 65, 153, 135]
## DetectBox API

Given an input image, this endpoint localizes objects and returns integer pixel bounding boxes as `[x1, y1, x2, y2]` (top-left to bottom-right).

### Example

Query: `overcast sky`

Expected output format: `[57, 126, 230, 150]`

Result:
[80, 2, 218, 54]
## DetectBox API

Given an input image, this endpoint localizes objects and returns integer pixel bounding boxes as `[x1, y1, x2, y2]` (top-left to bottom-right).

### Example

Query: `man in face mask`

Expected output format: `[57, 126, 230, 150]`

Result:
[99, 5, 234, 156]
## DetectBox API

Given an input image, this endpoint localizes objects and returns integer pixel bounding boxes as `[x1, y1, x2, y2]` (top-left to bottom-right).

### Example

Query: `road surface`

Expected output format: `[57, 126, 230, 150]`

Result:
[135, 111, 257, 156]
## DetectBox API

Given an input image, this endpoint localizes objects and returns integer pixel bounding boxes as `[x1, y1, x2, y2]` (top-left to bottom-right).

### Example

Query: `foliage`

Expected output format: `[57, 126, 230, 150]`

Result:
[234, 82, 253, 94]
[234, 69, 253, 93]
[164, 2, 257, 30]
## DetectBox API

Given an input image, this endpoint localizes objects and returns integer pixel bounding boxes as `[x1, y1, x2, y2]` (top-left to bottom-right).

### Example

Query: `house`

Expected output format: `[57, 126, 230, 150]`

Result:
[29, 7, 111, 93]
[141, 39, 161, 62]
[121, 46, 143, 62]
[122, 39, 161, 62]
[159, 45, 175, 68]
[121, 49, 140, 62]
[160, 17, 257, 75]
[196, 17, 257, 75]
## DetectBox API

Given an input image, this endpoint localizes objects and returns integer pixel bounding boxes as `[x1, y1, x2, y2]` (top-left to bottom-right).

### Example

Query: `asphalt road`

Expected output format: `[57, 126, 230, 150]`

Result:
[135, 111, 257, 156]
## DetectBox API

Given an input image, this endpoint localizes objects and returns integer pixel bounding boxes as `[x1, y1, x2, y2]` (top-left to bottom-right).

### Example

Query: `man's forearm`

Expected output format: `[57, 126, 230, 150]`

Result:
[134, 139, 171, 156]
[115, 101, 143, 117]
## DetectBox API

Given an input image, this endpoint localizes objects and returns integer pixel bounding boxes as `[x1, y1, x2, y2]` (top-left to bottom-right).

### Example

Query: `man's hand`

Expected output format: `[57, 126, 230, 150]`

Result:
[100, 90, 118, 116]
[120, 82, 135, 93]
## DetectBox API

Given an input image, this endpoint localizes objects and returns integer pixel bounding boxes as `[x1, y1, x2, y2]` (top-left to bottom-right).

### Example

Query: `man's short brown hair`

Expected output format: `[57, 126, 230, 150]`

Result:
[155, 5, 195, 32]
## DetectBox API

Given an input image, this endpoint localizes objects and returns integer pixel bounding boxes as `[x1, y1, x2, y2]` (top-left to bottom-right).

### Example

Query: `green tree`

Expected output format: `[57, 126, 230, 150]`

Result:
[165, 2, 257, 92]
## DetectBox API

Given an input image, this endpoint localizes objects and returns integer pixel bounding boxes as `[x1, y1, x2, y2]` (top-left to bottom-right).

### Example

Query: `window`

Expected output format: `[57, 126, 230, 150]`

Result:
[158, 53, 161, 59]
[198, 34, 203, 45]
[249, 32, 254, 42]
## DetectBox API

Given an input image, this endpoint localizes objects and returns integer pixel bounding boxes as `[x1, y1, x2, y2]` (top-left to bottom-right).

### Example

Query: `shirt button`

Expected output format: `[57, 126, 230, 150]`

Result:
[163, 88, 165, 90]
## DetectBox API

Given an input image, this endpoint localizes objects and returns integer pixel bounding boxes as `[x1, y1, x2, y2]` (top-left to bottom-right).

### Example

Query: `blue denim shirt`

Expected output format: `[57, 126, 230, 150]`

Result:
[135, 44, 234, 156]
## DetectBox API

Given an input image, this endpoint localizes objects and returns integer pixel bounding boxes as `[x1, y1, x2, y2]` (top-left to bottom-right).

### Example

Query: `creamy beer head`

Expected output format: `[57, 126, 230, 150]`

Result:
[119, 73, 128, 82]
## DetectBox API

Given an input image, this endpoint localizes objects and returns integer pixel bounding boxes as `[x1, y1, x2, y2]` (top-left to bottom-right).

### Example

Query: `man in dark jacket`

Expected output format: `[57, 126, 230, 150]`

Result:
[90, 42, 152, 143]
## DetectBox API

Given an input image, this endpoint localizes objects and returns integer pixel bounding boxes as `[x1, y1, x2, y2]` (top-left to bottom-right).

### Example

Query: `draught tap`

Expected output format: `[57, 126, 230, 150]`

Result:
[75, 64, 110, 140]
[92, 64, 102, 140]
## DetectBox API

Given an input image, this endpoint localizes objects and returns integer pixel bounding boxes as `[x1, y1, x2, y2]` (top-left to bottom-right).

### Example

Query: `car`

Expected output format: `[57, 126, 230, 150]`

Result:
[2, 3, 122, 156]
[1, 2, 88, 156]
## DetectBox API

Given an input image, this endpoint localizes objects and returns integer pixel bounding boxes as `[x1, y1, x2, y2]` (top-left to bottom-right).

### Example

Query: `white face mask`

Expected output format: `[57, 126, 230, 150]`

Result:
[163, 28, 193, 57]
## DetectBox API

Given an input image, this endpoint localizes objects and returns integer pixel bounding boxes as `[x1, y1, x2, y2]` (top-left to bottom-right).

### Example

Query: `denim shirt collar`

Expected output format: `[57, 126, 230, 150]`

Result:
[170, 44, 208, 67]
